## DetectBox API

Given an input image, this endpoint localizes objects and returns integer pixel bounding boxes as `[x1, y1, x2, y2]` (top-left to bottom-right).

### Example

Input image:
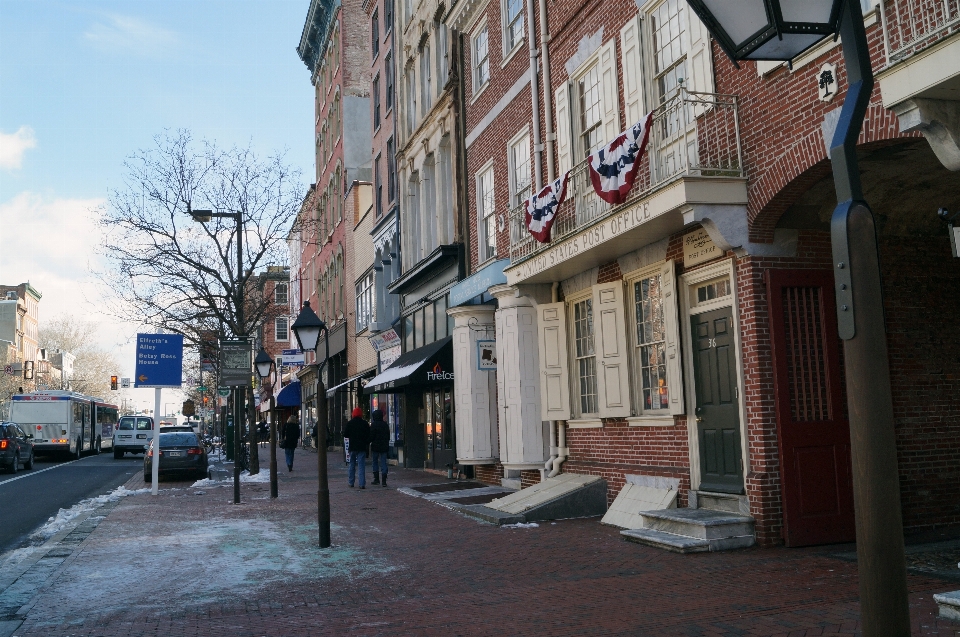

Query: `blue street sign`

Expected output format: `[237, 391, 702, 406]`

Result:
[135, 333, 184, 388]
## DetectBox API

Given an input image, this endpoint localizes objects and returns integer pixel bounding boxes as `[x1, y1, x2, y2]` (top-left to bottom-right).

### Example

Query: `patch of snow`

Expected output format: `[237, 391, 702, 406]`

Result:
[366, 358, 428, 386]
[501, 522, 539, 529]
[31, 485, 150, 542]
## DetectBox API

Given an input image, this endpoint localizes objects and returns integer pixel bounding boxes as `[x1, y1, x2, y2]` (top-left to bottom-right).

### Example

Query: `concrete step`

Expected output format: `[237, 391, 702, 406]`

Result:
[620, 528, 710, 553]
[691, 490, 750, 515]
[934, 590, 960, 621]
[640, 507, 755, 542]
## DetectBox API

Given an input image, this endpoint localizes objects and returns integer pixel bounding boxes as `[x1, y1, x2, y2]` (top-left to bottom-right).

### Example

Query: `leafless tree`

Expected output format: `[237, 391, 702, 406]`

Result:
[38, 315, 124, 398]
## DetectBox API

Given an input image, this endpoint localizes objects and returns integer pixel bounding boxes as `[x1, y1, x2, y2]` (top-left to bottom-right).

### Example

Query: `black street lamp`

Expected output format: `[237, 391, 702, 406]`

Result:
[684, 1, 909, 634]
[254, 347, 278, 499]
[189, 202, 249, 503]
[290, 301, 331, 548]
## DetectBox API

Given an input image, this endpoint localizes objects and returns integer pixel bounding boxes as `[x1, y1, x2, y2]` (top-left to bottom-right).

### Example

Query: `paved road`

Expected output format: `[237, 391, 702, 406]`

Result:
[0, 451, 141, 553]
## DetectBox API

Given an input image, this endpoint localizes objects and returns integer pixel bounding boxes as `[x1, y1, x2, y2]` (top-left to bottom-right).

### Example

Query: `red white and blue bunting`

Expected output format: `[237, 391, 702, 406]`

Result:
[587, 111, 654, 205]
[524, 170, 570, 243]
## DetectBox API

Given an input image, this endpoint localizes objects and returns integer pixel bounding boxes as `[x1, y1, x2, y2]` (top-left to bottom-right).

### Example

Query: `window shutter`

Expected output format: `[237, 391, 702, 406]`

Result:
[684, 6, 715, 94]
[599, 39, 622, 145]
[619, 16, 645, 126]
[554, 82, 572, 174]
[537, 302, 571, 421]
[660, 259, 685, 415]
[592, 282, 631, 418]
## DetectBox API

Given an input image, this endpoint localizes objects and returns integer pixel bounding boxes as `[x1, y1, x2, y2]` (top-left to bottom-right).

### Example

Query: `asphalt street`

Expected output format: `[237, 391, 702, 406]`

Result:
[0, 451, 141, 553]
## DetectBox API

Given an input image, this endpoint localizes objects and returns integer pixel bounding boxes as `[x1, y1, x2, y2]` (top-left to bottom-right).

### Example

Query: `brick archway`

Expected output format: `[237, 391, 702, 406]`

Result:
[748, 101, 918, 243]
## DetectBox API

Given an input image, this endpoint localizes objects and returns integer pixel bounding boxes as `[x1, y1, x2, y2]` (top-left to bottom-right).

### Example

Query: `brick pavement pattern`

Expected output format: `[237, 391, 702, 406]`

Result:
[11, 449, 960, 637]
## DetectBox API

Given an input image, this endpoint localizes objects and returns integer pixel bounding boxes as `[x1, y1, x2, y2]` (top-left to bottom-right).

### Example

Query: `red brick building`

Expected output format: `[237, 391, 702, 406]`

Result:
[447, 0, 960, 549]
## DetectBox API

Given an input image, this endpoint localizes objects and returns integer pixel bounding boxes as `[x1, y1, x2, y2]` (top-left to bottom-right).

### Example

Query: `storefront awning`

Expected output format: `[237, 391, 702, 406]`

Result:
[325, 369, 375, 397]
[364, 336, 453, 394]
[275, 381, 301, 408]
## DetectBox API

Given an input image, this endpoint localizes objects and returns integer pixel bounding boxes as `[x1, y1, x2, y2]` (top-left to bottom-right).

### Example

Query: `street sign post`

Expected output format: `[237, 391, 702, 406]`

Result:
[134, 333, 183, 496]
[218, 388, 231, 397]
[120, 377, 131, 389]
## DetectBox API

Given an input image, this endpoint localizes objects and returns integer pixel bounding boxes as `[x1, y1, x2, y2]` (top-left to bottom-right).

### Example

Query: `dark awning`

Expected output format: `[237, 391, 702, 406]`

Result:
[276, 381, 301, 407]
[364, 336, 453, 394]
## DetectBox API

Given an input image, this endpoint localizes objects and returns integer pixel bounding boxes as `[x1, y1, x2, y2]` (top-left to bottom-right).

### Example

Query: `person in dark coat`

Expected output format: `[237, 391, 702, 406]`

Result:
[343, 407, 370, 489]
[369, 409, 390, 487]
[281, 414, 301, 471]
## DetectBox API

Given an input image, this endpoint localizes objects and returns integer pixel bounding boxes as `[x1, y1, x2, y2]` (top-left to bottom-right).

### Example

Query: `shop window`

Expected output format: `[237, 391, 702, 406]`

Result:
[571, 297, 598, 416]
[633, 275, 668, 411]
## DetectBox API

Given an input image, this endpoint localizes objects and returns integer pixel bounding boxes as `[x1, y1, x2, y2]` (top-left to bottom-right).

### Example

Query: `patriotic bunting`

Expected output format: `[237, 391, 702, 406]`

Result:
[588, 111, 654, 205]
[524, 170, 570, 243]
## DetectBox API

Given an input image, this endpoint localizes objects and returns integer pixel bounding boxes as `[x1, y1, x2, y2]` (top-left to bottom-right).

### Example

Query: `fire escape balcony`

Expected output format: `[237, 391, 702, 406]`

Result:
[506, 89, 746, 285]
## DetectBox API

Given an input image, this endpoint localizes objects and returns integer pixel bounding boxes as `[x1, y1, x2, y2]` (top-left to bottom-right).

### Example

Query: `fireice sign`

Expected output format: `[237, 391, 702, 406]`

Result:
[683, 229, 721, 268]
[425, 362, 454, 382]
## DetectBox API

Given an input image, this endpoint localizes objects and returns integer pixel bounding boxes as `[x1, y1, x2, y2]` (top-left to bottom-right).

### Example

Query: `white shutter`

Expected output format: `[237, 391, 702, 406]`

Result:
[660, 259, 685, 415]
[537, 302, 571, 421]
[554, 82, 572, 174]
[599, 39, 622, 144]
[684, 5, 715, 94]
[620, 16, 646, 126]
[592, 282, 631, 418]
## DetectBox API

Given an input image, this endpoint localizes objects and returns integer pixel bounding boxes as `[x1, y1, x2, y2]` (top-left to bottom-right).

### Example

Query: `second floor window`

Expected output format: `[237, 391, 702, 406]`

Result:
[356, 271, 375, 332]
[509, 133, 532, 207]
[577, 64, 603, 157]
[373, 74, 381, 129]
[385, 52, 394, 109]
[477, 165, 496, 261]
[473, 26, 489, 91]
[420, 45, 432, 115]
[275, 316, 289, 342]
[651, 0, 687, 105]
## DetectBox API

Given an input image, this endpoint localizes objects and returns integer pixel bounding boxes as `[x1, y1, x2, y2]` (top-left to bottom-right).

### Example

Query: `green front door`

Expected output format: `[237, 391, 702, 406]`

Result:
[691, 307, 744, 494]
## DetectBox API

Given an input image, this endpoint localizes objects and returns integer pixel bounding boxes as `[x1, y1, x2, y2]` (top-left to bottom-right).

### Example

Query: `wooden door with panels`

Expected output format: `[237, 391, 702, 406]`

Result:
[766, 270, 855, 547]
[691, 307, 744, 493]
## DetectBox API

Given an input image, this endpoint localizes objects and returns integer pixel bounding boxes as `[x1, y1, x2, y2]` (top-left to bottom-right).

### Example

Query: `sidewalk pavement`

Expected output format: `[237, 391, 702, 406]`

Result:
[1, 445, 958, 637]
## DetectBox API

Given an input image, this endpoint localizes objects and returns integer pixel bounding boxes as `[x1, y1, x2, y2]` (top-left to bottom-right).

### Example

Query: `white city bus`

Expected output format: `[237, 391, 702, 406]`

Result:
[10, 390, 119, 458]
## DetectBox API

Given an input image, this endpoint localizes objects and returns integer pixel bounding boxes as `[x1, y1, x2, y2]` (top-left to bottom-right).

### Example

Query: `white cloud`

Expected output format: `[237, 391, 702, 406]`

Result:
[0, 126, 37, 170]
[83, 13, 179, 57]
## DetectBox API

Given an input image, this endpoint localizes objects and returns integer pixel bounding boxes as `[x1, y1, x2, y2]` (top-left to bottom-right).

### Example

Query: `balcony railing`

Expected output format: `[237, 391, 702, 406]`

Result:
[882, 0, 960, 64]
[509, 89, 743, 265]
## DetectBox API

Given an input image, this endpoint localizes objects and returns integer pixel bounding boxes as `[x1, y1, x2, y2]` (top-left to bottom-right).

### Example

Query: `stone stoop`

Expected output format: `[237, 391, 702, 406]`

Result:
[934, 590, 960, 621]
[621, 508, 756, 553]
[689, 490, 750, 515]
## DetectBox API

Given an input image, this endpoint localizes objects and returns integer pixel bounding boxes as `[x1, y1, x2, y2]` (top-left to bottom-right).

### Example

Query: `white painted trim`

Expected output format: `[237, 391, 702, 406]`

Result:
[567, 418, 603, 428]
[679, 257, 750, 493]
[626, 416, 674, 427]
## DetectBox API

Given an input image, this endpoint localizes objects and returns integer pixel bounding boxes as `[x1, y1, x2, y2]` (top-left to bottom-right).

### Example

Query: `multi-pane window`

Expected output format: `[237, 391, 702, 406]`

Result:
[385, 0, 394, 31]
[385, 52, 394, 110]
[405, 63, 416, 133]
[356, 270, 375, 331]
[374, 154, 383, 217]
[274, 282, 288, 306]
[373, 74, 381, 129]
[651, 0, 687, 105]
[573, 299, 598, 415]
[578, 64, 603, 156]
[634, 275, 669, 411]
[436, 26, 448, 86]
[387, 137, 396, 202]
[504, 0, 524, 52]
[372, 10, 380, 58]
[420, 45, 432, 114]
[275, 317, 289, 341]
[477, 166, 496, 261]
[473, 27, 490, 90]
[509, 134, 532, 207]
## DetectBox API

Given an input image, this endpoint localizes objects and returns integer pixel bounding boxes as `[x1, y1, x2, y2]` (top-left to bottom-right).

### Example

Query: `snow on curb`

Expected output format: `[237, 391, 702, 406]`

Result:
[501, 522, 540, 529]
[32, 485, 151, 542]
[191, 470, 271, 488]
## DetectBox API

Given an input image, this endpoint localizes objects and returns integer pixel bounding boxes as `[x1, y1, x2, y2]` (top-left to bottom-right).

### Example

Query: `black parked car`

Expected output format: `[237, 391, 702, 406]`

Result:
[143, 432, 208, 482]
[0, 422, 35, 474]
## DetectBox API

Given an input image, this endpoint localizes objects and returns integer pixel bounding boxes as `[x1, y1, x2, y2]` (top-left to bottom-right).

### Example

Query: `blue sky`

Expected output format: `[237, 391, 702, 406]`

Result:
[0, 0, 314, 406]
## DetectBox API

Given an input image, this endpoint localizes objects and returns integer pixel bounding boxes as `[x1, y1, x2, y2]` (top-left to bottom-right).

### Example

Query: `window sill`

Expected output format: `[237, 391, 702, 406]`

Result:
[627, 416, 675, 427]
[500, 40, 525, 69]
[567, 418, 602, 429]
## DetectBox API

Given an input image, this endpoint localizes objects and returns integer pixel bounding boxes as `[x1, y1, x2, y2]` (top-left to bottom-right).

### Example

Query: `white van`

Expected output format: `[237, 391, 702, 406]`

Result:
[113, 415, 154, 458]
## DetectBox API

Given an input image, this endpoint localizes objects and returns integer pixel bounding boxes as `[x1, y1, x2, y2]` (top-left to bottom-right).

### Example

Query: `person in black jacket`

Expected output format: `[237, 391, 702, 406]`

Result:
[343, 407, 370, 489]
[369, 409, 390, 487]
[280, 415, 301, 471]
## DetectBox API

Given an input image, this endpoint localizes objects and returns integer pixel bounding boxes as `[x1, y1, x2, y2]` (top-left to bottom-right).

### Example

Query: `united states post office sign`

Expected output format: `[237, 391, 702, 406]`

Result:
[683, 228, 721, 268]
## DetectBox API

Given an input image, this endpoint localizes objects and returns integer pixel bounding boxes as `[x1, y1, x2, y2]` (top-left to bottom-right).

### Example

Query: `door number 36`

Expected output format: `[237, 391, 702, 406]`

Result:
[707, 338, 717, 348]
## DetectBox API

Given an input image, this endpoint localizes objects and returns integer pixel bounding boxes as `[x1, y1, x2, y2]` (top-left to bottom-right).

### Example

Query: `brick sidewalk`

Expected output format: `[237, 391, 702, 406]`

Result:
[8, 446, 960, 637]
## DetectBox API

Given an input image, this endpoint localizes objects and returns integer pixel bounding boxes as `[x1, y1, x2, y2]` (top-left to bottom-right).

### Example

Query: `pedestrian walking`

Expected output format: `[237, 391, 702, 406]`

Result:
[343, 407, 370, 489]
[257, 419, 268, 447]
[281, 414, 301, 472]
[369, 409, 390, 487]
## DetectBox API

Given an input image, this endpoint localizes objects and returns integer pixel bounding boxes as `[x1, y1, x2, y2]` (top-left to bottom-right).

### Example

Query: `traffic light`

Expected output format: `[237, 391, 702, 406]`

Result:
[110, 375, 118, 390]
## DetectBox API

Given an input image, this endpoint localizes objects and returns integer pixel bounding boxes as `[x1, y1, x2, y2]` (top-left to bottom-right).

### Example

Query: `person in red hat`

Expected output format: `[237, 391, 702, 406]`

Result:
[344, 407, 370, 489]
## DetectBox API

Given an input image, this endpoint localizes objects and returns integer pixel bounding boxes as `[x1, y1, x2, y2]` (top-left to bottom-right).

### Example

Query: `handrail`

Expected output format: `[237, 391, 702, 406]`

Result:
[881, 0, 960, 65]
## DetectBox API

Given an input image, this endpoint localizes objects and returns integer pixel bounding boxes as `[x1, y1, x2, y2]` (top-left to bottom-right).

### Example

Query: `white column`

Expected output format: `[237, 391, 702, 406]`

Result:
[490, 285, 548, 470]
[448, 305, 498, 464]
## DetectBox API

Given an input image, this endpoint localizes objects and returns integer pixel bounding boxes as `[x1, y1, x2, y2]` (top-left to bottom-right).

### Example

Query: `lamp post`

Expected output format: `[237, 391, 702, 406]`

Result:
[290, 301, 331, 548]
[684, 1, 909, 633]
[255, 347, 278, 498]
[189, 203, 248, 502]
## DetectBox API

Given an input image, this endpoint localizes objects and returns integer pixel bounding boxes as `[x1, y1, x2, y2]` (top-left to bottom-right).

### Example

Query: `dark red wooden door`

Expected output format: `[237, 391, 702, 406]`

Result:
[766, 270, 855, 547]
